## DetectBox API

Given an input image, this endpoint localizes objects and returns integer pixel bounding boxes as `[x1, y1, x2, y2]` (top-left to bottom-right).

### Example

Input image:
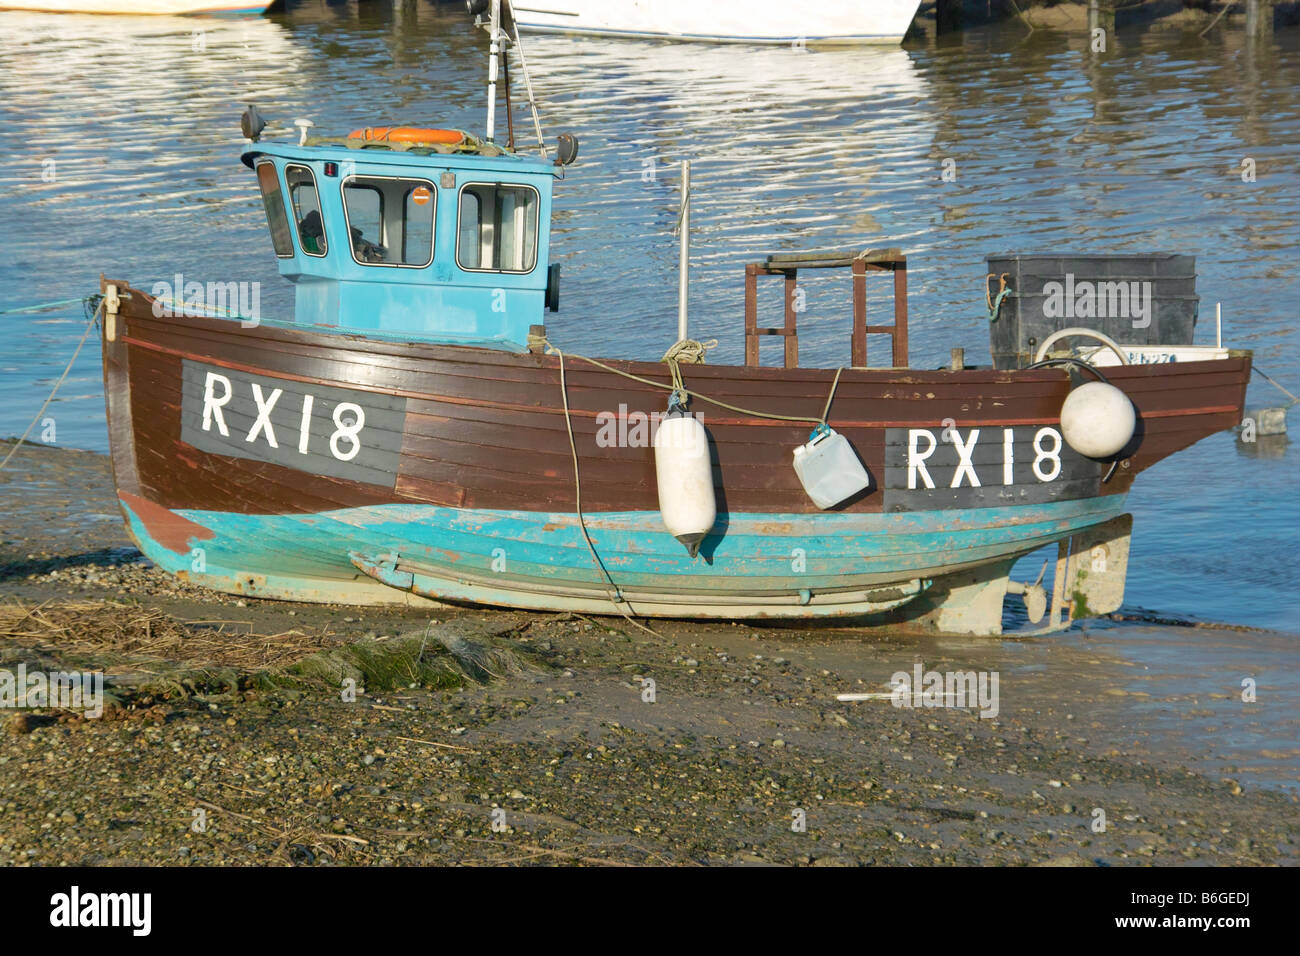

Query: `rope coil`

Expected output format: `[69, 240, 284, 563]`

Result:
[660, 338, 715, 408]
[986, 272, 1012, 323]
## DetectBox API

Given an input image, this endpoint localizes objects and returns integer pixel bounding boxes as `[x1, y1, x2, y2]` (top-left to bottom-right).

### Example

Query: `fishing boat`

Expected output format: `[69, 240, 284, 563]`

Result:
[481, 0, 922, 45]
[96, 8, 1250, 636]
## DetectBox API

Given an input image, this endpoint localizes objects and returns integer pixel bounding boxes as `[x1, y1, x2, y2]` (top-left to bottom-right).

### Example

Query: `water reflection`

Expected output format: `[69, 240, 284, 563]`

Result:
[1235, 433, 1291, 460]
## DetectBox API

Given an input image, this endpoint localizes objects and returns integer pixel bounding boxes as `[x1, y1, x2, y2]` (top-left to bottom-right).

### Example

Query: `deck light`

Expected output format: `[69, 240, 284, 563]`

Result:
[554, 133, 579, 167]
[240, 105, 266, 143]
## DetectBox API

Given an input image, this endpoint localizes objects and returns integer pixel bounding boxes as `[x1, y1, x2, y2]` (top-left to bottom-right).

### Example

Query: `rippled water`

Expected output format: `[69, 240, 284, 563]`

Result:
[1, 3, 1296, 628]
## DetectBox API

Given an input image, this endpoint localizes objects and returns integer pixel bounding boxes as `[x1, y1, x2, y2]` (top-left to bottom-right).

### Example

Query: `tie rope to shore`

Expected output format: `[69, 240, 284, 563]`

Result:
[0, 296, 103, 473]
[0, 295, 93, 315]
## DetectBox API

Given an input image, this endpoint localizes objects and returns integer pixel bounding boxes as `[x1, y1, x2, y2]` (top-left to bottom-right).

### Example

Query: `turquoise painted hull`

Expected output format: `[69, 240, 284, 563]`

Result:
[119, 494, 1127, 618]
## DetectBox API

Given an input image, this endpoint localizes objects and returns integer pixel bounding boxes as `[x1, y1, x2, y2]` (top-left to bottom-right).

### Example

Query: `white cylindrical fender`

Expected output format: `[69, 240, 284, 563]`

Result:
[1060, 381, 1137, 459]
[654, 411, 715, 557]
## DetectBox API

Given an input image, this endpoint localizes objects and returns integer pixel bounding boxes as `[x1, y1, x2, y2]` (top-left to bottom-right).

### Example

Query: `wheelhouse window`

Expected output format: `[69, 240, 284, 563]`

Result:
[255, 162, 294, 258]
[403, 184, 436, 265]
[343, 183, 383, 261]
[286, 164, 326, 256]
[456, 183, 539, 274]
[341, 175, 436, 267]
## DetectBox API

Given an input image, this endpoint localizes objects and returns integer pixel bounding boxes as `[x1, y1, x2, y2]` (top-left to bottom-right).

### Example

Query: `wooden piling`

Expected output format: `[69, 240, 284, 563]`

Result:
[1087, 0, 1115, 36]
[1246, 0, 1274, 39]
[936, 0, 964, 34]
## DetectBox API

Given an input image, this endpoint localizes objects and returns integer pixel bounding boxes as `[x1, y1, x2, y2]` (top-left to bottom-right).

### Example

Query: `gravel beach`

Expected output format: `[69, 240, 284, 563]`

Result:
[1, 440, 1296, 866]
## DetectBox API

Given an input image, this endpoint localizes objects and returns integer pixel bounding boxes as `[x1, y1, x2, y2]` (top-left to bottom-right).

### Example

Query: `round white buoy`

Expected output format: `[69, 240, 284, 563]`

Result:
[1060, 381, 1137, 459]
[654, 410, 715, 557]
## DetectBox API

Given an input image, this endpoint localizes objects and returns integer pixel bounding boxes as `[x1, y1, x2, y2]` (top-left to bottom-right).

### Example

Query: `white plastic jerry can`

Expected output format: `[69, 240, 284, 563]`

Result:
[792, 424, 871, 509]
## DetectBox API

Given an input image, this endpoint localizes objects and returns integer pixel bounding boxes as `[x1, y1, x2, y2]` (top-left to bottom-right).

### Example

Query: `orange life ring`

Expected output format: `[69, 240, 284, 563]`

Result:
[347, 127, 465, 146]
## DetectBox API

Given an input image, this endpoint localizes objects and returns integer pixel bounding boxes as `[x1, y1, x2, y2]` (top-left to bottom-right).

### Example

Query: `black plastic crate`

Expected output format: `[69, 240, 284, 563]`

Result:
[986, 254, 1198, 369]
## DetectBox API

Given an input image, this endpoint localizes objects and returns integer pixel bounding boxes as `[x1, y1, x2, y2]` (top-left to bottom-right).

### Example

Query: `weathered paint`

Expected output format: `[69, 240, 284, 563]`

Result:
[116, 493, 1127, 618]
[117, 490, 213, 555]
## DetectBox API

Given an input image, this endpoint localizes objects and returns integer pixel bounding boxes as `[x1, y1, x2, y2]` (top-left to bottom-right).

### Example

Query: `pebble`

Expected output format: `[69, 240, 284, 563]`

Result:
[4, 714, 33, 736]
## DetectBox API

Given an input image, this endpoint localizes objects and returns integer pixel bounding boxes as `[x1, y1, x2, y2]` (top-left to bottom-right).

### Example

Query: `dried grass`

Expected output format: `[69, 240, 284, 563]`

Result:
[0, 599, 338, 671]
[0, 600, 551, 702]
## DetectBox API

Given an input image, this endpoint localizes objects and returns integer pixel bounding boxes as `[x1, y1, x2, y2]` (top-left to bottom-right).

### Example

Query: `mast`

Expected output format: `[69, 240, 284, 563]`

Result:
[677, 160, 691, 341]
[485, 0, 501, 142]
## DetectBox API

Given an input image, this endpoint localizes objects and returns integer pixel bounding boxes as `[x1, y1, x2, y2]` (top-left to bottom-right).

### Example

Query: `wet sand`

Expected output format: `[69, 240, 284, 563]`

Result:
[1, 440, 1296, 866]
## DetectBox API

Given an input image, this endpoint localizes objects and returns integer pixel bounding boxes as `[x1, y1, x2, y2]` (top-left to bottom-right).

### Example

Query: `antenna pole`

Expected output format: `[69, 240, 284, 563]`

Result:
[504, 3, 548, 157]
[677, 160, 691, 342]
[485, 0, 501, 142]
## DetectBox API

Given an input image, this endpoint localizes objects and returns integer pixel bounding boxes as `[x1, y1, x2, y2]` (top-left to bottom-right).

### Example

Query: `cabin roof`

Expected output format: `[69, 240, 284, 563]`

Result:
[240, 137, 558, 177]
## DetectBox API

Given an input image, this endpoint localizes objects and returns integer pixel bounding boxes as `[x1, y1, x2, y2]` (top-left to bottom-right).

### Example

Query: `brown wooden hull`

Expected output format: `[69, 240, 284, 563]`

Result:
[102, 282, 1249, 517]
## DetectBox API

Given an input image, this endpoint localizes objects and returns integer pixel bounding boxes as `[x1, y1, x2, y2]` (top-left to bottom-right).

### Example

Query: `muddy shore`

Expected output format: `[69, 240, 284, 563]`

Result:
[1, 440, 1296, 866]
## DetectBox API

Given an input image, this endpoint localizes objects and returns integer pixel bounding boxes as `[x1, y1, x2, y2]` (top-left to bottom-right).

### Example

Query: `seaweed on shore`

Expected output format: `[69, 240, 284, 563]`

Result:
[0, 600, 552, 708]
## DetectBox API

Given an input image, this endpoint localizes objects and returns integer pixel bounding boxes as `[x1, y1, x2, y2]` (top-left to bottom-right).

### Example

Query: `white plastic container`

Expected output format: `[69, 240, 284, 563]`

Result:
[792, 425, 871, 509]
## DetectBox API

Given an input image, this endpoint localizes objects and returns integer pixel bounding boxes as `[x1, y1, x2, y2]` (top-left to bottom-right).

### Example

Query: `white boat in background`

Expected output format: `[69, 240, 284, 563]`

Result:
[0, 0, 273, 14]
[507, 0, 921, 44]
